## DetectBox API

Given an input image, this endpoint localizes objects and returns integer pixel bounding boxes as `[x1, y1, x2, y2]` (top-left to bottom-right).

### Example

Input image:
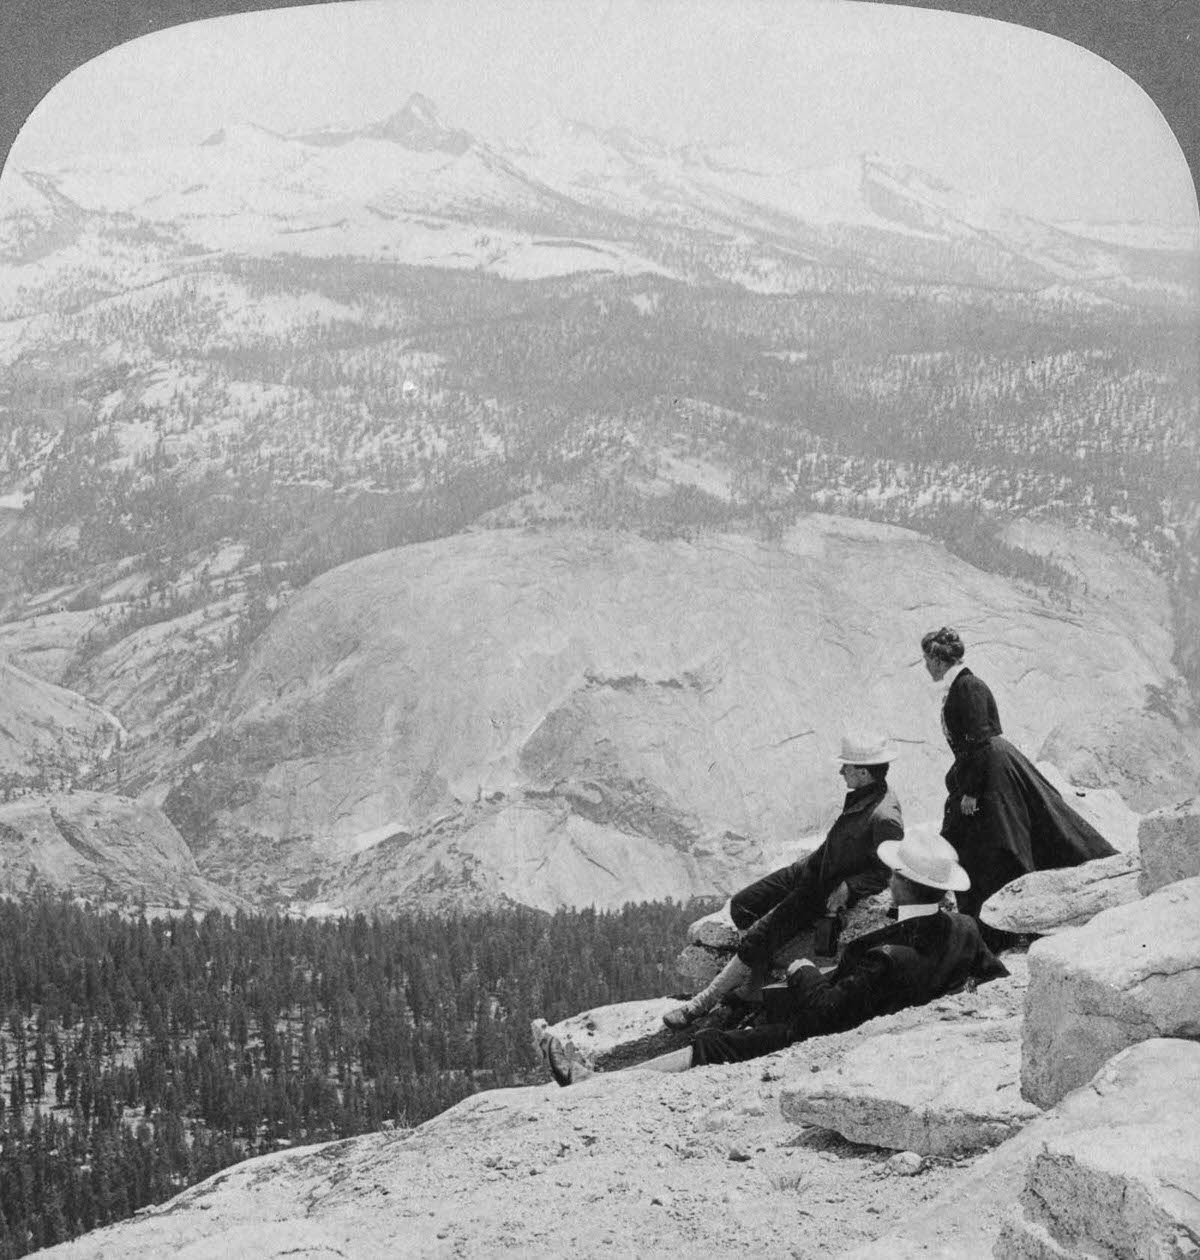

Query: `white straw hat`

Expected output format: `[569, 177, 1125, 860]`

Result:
[833, 732, 900, 765]
[877, 825, 970, 892]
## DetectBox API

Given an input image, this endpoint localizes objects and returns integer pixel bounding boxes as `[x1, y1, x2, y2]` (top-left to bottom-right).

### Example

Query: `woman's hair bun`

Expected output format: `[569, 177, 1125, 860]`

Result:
[920, 626, 965, 663]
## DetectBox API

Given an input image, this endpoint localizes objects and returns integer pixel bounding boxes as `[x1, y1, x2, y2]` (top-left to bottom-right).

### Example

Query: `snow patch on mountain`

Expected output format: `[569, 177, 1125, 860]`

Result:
[1, 96, 1194, 297]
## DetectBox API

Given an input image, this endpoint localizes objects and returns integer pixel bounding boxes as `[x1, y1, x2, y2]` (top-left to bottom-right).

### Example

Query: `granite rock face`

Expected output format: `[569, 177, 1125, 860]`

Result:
[1138, 797, 1200, 894]
[980, 851, 1141, 935]
[845, 1038, 1200, 1260]
[0, 791, 248, 914]
[148, 520, 1200, 914]
[779, 1014, 1038, 1156]
[995, 1038, 1200, 1260]
[1021, 875, 1200, 1108]
[0, 657, 121, 784]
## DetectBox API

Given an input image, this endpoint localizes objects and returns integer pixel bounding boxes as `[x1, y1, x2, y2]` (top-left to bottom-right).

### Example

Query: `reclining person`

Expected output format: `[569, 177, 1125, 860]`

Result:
[663, 733, 904, 1030]
[538, 828, 1008, 1085]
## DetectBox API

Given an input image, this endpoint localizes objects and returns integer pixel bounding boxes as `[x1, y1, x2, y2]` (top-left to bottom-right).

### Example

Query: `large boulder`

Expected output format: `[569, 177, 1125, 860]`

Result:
[995, 1038, 1200, 1259]
[1021, 875, 1200, 1108]
[844, 1038, 1200, 1259]
[1138, 797, 1200, 894]
[686, 902, 744, 950]
[980, 850, 1141, 936]
[536, 999, 688, 1071]
[779, 1014, 1038, 1156]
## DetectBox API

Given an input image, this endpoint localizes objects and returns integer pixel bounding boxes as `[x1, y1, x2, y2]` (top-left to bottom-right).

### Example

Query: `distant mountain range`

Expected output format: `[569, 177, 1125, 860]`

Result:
[1, 93, 1195, 300]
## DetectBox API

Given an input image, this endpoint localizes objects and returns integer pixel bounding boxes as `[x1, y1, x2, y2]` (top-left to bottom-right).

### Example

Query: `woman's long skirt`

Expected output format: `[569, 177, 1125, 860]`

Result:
[941, 736, 1117, 917]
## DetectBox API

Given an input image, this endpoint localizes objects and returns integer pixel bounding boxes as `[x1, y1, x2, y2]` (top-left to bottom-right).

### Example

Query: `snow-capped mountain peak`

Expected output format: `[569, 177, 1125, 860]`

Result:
[1, 93, 1191, 300]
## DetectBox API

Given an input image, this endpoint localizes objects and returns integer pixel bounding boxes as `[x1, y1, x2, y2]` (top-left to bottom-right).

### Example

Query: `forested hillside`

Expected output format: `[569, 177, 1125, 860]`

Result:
[0, 895, 705, 1255]
[4, 260, 1195, 647]
[0, 247, 1193, 818]
[13, 261, 1195, 566]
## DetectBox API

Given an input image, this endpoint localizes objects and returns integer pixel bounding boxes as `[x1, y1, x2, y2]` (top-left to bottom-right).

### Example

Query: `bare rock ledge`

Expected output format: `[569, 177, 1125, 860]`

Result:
[773, 956, 1030, 1156]
[780, 1014, 1038, 1156]
[980, 850, 1141, 936]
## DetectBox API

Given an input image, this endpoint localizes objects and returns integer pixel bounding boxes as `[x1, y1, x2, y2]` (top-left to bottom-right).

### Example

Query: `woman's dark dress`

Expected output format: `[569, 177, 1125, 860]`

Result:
[939, 667, 1116, 917]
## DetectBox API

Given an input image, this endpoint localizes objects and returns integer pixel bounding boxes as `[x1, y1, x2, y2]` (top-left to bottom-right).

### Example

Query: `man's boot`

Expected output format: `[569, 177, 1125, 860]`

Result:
[662, 956, 754, 1030]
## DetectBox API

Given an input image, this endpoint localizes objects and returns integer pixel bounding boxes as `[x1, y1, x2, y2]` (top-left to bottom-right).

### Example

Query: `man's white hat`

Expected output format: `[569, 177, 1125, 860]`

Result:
[878, 825, 971, 892]
[833, 732, 900, 765]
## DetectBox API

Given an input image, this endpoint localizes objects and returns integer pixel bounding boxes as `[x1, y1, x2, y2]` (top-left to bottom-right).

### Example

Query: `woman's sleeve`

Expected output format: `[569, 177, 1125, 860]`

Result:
[946, 676, 997, 744]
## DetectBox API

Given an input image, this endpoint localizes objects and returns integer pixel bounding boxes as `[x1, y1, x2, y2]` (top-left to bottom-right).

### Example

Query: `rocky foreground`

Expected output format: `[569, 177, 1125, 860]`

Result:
[42, 802, 1200, 1258]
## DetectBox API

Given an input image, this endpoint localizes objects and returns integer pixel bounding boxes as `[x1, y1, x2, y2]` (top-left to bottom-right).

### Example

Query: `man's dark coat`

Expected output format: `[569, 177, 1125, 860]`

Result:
[691, 909, 1008, 1066]
[731, 781, 903, 969]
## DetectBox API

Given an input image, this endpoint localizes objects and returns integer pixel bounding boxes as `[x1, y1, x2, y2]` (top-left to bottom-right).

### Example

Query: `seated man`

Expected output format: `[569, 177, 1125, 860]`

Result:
[663, 733, 904, 1030]
[538, 827, 1008, 1085]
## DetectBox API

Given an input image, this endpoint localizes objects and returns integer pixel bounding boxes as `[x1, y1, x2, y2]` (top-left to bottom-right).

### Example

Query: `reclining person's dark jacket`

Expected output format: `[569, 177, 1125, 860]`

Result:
[690, 909, 1007, 1067]
[783, 908, 1009, 1039]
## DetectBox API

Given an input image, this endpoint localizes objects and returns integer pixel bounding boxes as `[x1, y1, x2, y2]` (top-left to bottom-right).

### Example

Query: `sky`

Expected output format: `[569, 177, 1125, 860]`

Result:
[7, 0, 1197, 226]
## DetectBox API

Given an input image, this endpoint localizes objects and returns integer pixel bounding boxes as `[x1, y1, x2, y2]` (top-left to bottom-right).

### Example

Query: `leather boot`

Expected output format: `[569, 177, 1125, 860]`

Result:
[662, 956, 753, 1030]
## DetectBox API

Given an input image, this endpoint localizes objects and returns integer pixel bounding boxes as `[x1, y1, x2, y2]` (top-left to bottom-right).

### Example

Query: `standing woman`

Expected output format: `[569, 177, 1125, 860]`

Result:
[920, 627, 1116, 924]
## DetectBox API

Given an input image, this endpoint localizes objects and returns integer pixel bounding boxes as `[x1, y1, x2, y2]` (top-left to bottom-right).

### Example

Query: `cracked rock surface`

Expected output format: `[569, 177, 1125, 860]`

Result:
[848, 1038, 1200, 1259]
[1021, 875, 1200, 1108]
